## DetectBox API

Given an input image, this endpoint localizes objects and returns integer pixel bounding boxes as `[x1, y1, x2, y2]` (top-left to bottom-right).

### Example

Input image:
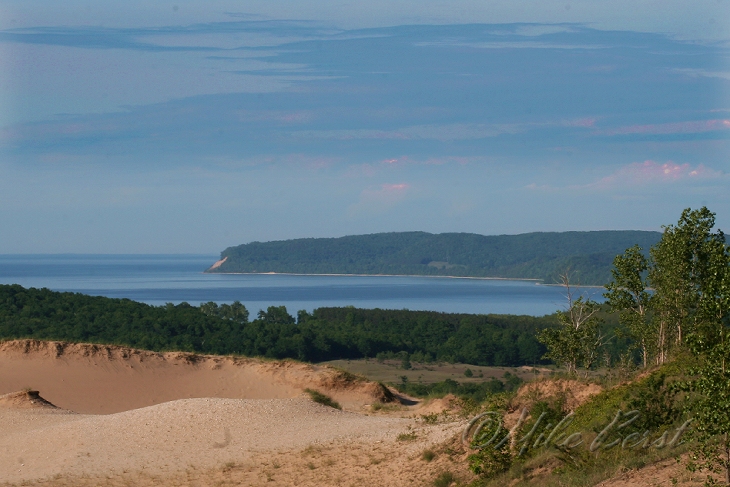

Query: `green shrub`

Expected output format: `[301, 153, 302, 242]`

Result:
[304, 389, 341, 410]
[432, 471, 456, 487]
[468, 444, 513, 478]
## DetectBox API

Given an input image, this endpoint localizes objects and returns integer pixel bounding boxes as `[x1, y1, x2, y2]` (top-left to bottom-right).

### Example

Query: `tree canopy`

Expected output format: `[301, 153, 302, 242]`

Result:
[209, 230, 661, 285]
[0, 284, 555, 366]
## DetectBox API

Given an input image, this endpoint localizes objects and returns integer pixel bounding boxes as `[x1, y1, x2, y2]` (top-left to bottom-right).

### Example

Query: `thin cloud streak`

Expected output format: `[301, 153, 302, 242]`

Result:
[293, 118, 598, 142]
[592, 160, 722, 187]
[599, 119, 730, 136]
[525, 160, 724, 193]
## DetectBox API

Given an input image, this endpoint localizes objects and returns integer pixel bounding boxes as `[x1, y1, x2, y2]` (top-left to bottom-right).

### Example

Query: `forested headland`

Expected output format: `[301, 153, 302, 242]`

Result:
[207, 230, 661, 285]
[0, 284, 558, 366]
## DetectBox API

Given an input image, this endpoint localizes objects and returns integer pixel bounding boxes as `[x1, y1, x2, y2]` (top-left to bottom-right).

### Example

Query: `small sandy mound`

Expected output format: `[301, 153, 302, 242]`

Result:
[502, 378, 602, 428]
[512, 378, 602, 412]
[0, 390, 59, 410]
[417, 394, 461, 416]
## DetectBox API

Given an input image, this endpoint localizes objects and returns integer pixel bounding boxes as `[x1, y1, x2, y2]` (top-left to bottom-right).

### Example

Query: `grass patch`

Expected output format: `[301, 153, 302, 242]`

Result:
[422, 449, 436, 462]
[331, 367, 366, 384]
[304, 389, 342, 410]
[420, 412, 440, 424]
[433, 471, 457, 487]
[371, 402, 404, 412]
[397, 432, 419, 442]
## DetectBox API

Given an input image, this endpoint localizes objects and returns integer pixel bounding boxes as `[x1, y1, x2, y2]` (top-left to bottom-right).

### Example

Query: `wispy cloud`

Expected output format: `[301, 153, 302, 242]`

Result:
[294, 119, 597, 142]
[594, 160, 721, 186]
[416, 40, 609, 50]
[0, 21, 336, 52]
[673, 68, 730, 81]
[564, 118, 597, 128]
[599, 119, 730, 136]
[292, 124, 521, 141]
[525, 160, 723, 193]
[380, 155, 477, 166]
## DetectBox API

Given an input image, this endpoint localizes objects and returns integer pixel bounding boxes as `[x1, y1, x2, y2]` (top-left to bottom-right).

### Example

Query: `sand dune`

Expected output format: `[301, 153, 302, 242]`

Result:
[3, 339, 699, 486]
[0, 397, 414, 484]
[0, 340, 391, 414]
[0, 340, 469, 486]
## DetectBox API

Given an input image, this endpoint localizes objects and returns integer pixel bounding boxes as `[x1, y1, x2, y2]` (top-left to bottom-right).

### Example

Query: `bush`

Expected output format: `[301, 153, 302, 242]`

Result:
[468, 444, 513, 479]
[432, 471, 456, 487]
[401, 355, 412, 370]
[304, 389, 341, 410]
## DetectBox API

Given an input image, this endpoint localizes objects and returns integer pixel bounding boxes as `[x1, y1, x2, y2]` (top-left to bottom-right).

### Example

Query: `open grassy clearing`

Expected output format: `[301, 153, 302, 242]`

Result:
[319, 358, 551, 385]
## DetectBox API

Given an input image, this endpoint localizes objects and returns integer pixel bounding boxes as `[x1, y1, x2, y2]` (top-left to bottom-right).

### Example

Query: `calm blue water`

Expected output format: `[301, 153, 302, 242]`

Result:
[0, 254, 604, 316]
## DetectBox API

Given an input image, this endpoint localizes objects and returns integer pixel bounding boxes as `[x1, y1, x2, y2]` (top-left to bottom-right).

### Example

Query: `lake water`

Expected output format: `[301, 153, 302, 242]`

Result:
[0, 254, 604, 316]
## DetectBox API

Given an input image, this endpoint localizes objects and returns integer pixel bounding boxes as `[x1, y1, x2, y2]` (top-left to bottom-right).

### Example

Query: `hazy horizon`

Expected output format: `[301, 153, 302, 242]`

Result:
[1, 2, 728, 253]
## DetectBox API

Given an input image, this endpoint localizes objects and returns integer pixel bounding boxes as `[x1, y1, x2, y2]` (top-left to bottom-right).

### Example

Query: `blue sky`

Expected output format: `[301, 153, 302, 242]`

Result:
[1, 1, 729, 253]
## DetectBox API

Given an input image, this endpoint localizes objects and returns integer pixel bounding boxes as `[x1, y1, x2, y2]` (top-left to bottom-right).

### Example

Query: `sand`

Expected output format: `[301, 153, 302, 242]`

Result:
[0, 340, 473, 486]
[0, 340, 393, 414]
[0, 339, 711, 486]
[0, 397, 419, 483]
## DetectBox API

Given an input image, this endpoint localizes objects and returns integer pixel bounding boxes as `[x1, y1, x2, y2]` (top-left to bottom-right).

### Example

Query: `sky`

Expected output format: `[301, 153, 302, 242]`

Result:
[0, 1, 729, 253]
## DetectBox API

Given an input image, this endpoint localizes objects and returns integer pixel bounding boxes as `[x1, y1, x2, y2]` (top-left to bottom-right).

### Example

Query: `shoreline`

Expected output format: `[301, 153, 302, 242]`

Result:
[204, 270, 608, 288]
[204, 270, 543, 283]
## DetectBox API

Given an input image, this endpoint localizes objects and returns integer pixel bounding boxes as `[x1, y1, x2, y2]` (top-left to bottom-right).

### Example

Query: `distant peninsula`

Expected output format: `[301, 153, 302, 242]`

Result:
[206, 231, 662, 285]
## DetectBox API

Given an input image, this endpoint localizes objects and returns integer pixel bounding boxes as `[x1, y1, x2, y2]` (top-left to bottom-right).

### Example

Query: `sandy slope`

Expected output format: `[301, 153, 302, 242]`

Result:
[1, 340, 709, 486]
[0, 340, 390, 414]
[1, 399, 466, 486]
[0, 397, 421, 484]
[0, 340, 472, 486]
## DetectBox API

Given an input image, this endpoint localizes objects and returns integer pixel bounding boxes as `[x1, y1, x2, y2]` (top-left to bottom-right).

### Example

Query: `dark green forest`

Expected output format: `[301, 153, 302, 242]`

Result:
[208, 230, 661, 285]
[0, 284, 560, 366]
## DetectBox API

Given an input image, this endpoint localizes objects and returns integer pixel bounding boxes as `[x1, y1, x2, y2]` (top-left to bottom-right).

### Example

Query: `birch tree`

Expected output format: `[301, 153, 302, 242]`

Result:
[604, 245, 653, 367]
[537, 273, 606, 375]
[684, 223, 730, 486]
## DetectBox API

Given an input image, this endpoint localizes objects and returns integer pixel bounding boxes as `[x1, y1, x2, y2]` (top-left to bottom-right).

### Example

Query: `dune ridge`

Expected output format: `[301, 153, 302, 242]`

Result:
[0, 339, 469, 486]
[0, 339, 394, 414]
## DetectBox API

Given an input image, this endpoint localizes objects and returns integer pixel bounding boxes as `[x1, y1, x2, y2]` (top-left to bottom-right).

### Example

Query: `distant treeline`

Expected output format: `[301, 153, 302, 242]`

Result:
[208, 231, 661, 285]
[0, 284, 559, 366]
[297, 307, 554, 365]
